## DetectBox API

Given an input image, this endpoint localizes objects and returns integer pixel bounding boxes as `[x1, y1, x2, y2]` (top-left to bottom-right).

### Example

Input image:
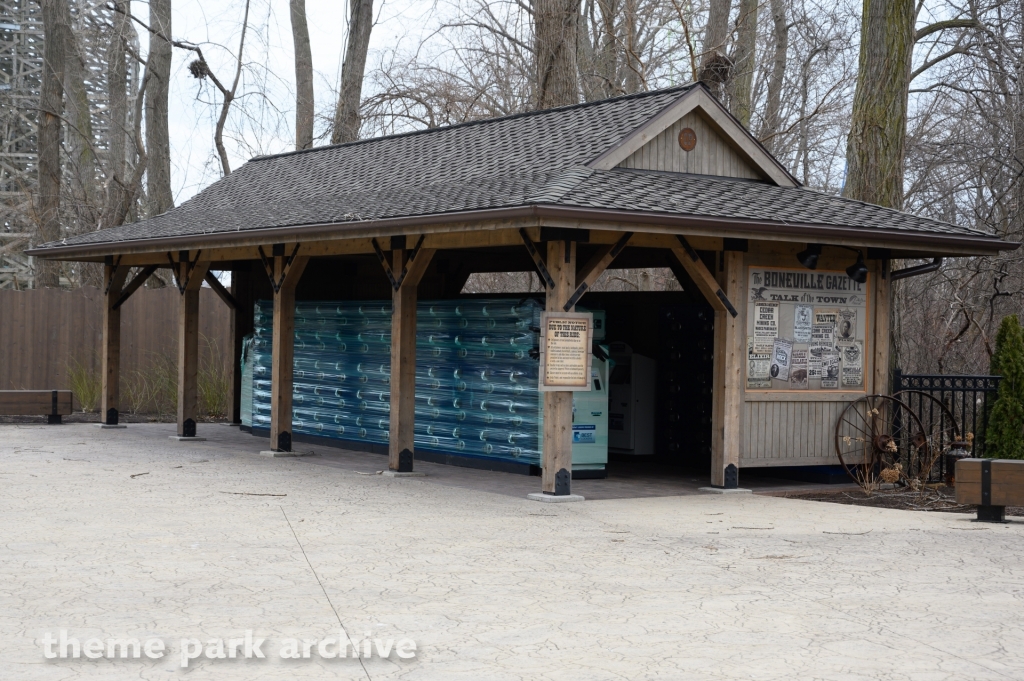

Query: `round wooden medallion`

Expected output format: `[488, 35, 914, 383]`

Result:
[678, 127, 697, 151]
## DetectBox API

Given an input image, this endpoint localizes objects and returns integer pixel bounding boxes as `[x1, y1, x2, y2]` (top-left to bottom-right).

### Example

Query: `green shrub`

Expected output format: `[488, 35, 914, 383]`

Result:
[985, 315, 1024, 459]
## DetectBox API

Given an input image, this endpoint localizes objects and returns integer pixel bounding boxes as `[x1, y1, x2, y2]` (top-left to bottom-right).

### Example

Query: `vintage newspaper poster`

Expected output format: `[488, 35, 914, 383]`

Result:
[747, 267, 869, 391]
[790, 347, 809, 388]
[809, 322, 834, 378]
[539, 312, 593, 390]
[753, 302, 779, 353]
[820, 350, 840, 388]
[841, 341, 864, 387]
[770, 337, 793, 382]
[836, 309, 858, 345]
[793, 304, 813, 343]
[814, 307, 840, 330]
[747, 337, 771, 389]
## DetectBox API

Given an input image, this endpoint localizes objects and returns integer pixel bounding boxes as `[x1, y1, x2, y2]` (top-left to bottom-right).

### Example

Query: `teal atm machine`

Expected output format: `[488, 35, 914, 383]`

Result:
[572, 310, 609, 478]
[571, 355, 610, 477]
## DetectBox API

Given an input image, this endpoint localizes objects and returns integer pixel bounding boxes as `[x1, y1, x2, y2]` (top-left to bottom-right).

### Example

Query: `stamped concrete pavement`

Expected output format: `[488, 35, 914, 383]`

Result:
[1, 423, 1022, 680]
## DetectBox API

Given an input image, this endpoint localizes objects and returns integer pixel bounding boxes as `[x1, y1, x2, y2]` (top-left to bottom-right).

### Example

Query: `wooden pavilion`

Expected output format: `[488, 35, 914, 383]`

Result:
[28, 84, 1013, 495]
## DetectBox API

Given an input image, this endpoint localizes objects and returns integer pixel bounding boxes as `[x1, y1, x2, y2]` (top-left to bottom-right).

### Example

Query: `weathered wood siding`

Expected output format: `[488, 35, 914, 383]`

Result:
[0, 286, 231, 391]
[618, 111, 764, 179]
[736, 248, 882, 467]
[741, 398, 861, 465]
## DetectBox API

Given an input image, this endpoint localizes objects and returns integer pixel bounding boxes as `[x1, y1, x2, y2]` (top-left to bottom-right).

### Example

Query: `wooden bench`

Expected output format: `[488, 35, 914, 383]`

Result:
[955, 458, 1024, 522]
[0, 390, 73, 424]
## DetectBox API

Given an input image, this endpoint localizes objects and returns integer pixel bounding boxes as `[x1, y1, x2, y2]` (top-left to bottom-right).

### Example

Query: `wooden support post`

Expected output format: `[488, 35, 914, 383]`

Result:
[230, 265, 253, 425]
[100, 263, 130, 426]
[872, 260, 890, 394]
[269, 254, 309, 451]
[388, 244, 436, 471]
[542, 240, 576, 494]
[710, 251, 744, 487]
[176, 258, 211, 437]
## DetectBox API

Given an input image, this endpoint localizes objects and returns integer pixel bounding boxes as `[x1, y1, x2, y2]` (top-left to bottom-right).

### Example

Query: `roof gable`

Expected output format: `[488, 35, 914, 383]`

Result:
[588, 85, 798, 187]
[618, 110, 764, 180]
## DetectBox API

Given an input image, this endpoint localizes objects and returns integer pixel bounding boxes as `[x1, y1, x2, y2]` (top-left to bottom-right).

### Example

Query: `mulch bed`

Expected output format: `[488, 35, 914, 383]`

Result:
[788, 485, 1024, 517]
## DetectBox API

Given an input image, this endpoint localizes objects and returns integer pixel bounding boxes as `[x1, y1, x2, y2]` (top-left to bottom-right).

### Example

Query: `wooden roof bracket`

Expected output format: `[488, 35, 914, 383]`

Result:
[395, 234, 427, 288]
[167, 250, 204, 294]
[102, 255, 123, 295]
[371, 237, 400, 290]
[204, 270, 238, 309]
[372, 235, 434, 291]
[671, 235, 738, 317]
[258, 243, 301, 293]
[112, 265, 158, 310]
[563, 231, 633, 311]
[519, 228, 555, 289]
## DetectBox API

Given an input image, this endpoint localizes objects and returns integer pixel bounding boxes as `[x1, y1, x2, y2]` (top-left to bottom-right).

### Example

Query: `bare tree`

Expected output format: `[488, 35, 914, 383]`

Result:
[699, 0, 732, 96]
[36, 0, 71, 287]
[101, 0, 142, 230]
[534, 0, 580, 107]
[290, 0, 314, 150]
[332, 0, 374, 144]
[728, 0, 758, 126]
[145, 0, 174, 215]
[760, 0, 790, 152]
[61, 14, 99, 214]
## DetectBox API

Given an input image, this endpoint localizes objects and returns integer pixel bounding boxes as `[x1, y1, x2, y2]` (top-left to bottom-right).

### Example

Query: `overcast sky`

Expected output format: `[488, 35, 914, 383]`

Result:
[147, 0, 440, 205]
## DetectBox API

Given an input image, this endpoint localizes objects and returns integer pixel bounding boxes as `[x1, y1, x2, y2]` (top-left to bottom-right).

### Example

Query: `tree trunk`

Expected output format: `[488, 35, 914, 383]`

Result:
[761, 0, 789, 153]
[728, 0, 758, 127]
[700, 0, 732, 99]
[842, 0, 915, 209]
[62, 22, 99, 214]
[108, 1, 130, 185]
[576, 0, 598, 100]
[104, 0, 131, 227]
[146, 0, 174, 216]
[36, 0, 71, 288]
[534, 0, 580, 108]
[622, 0, 641, 93]
[331, 0, 373, 144]
[290, 0, 314, 150]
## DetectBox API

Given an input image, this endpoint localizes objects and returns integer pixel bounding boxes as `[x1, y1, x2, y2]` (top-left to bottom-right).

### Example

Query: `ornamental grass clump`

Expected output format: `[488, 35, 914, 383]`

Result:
[985, 315, 1024, 459]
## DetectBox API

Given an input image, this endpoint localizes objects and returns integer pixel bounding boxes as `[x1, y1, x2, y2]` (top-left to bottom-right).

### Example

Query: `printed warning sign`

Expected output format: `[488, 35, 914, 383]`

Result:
[539, 312, 593, 391]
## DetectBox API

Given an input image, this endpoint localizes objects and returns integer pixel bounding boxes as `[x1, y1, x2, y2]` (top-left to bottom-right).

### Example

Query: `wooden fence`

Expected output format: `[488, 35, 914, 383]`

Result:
[0, 287, 233, 404]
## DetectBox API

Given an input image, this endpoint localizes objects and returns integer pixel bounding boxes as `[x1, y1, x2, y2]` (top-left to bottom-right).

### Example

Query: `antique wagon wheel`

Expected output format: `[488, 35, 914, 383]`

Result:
[834, 394, 926, 489]
[892, 389, 960, 481]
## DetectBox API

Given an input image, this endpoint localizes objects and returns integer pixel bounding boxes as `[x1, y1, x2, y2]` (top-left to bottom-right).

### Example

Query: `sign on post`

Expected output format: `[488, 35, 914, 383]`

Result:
[538, 312, 593, 391]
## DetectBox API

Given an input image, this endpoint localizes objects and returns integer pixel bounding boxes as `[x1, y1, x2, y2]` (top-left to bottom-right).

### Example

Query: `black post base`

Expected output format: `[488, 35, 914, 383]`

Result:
[46, 414, 62, 425]
[976, 505, 1006, 522]
[397, 449, 414, 472]
[554, 468, 571, 495]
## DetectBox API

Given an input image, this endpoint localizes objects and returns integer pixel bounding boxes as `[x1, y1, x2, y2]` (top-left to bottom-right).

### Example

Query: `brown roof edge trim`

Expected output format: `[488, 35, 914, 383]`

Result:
[26, 204, 1013, 259]
[535, 205, 1014, 252]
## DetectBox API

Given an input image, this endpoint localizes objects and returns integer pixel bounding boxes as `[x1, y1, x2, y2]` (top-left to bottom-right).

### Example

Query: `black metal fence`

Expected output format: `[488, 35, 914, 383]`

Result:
[892, 370, 1001, 461]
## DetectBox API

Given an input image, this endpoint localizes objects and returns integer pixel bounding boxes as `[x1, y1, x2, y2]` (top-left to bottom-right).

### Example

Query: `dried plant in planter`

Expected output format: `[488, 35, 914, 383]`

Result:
[65, 355, 100, 413]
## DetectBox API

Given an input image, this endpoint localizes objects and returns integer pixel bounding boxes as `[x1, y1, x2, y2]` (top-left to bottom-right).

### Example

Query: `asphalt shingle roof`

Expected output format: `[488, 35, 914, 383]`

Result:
[34, 84, 1001, 252]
